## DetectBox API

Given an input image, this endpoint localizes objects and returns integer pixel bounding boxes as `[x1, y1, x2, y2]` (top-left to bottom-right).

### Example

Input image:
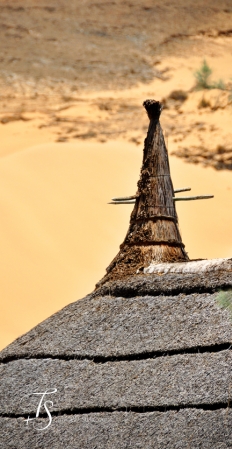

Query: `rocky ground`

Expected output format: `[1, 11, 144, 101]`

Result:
[1, 0, 232, 170]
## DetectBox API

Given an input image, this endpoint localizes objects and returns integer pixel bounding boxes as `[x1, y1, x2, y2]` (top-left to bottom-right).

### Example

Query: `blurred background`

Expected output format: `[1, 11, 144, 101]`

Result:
[0, 0, 232, 349]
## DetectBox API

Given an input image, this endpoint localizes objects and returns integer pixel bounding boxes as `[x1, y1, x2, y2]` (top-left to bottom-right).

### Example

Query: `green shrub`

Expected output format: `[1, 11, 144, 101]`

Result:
[229, 79, 232, 102]
[212, 79, 226, 90]
[216, 290, 232, 319]
[194, 60, 212, 89]
[194, 60, 225, 90]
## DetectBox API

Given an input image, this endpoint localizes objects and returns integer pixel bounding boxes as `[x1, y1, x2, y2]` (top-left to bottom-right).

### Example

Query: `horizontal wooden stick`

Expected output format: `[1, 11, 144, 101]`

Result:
[112, 188, 193, 202]
[174, 187, 191, 193]
[109, 200, 136, 204]
[111, 195, 138, 201]
[109, 195, 214, 205]
[174, 195, 214, 201]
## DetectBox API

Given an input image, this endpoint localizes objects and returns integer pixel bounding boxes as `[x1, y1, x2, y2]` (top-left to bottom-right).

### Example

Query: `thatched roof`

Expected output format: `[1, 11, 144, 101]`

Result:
[1, 101, 232, 447]
[1, 267, 232, 447]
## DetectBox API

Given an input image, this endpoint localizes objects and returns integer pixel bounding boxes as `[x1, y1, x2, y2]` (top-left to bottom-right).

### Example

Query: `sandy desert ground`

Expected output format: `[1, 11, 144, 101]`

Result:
[1, 0, 232, 168]
[0, 0, 232, 348]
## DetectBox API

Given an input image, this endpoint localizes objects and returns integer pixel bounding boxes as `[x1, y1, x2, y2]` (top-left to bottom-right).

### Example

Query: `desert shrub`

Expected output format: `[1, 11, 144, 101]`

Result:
[168, 90, 188, 102]
[194, 60, 212, 89]
[198, 96, 211, 108]
[229, 80, 232, 102]
[212, 79, 226, 90]
[194, 60, 225, 90]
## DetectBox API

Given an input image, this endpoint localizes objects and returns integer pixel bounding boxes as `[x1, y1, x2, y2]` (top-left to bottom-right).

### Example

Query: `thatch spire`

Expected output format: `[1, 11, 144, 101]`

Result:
[98, 100, 189, 286]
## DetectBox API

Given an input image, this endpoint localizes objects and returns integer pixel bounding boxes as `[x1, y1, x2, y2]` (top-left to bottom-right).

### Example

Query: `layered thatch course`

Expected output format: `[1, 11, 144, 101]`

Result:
[1, 410, 232, 448]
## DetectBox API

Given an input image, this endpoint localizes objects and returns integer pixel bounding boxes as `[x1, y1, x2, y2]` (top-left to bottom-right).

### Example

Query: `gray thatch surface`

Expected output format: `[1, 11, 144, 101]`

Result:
[1, 270, 232, 447]
[95, 270, 232, 297]
[1, 409, 232, 448]
[0, 290, 232, 360]
[0, 351, 231, 415]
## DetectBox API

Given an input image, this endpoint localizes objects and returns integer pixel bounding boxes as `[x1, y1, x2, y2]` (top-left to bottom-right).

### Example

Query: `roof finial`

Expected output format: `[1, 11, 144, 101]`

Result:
[97, 99, 213, 286]
[143, 99, 162, 120]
